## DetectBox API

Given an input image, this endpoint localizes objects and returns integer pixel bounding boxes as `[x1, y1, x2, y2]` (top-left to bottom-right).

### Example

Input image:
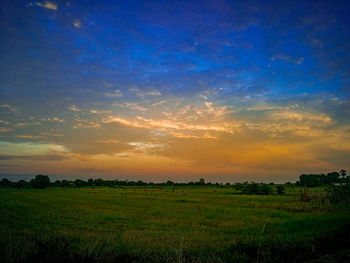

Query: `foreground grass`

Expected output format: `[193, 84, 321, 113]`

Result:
[0, 186, 349, 262]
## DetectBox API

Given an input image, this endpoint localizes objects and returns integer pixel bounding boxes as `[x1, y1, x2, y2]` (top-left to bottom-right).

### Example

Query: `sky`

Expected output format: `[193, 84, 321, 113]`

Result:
[0, 0, 350, 182]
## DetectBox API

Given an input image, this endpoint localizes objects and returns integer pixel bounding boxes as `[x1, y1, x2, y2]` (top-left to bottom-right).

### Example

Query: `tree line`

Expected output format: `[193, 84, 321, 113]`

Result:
[0, 170, 347, 195]
[296, 170, 348, 187]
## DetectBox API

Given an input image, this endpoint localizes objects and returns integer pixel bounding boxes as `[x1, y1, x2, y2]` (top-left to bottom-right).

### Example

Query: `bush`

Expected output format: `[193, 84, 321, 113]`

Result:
[327, 184, 350, 204]
[276, 185, 285, 195]
[242, 183, 272, 195]
[30, 175, 51, 189]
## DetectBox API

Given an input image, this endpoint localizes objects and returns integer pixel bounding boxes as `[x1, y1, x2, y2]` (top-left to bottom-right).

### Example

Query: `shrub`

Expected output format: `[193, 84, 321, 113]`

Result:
[242, 183, 272, 195]
[30, 175, 51, 189]
[276, 185, 285, 195]
[327, 184, 350, 204]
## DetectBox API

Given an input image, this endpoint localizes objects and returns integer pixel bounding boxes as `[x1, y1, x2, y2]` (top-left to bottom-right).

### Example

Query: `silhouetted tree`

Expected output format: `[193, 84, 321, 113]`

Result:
[61, 180, 69, 187]
[53, 180, 61, 186]
[88, 178, 94, 186]
[166, 180, 174, 186]
[259, 184, 272, 195]
[74, 179, 87, 188]
[199, 178, 205, 185]
[15, 180, 29, 189]
[340, 169, 347, 178]
[299, 174, 320, 187]
[30, 175, 50, 189]
[276, 185, 285, 195]
[94, 178, 104, 186]
[0, 178, 13, 187]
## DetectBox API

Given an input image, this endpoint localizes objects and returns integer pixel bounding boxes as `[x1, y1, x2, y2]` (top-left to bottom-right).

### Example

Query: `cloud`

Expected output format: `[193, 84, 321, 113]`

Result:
[69, 105, 81, 112]
[113, 102, 148, 112]
[97, 139, 120, 144]
[103, 116, 233, 134]
[89, 110, 112, 114]
[0, 104, 16, 112]
[0, 120, 11, 125]
[129, 87, 162, 97]
[34, 1, 57, 10]
[73, 19, 81, 28]
[15, 135, 43, 139]
[105, 90, 122, 98]
[0, 150, 91, 162]
[69, 106, 111, 115]
[14, 122, 41, 127]
[40, 132, 64, 137]
[270, 54, 304, 65]
[0, 128, 12, 132]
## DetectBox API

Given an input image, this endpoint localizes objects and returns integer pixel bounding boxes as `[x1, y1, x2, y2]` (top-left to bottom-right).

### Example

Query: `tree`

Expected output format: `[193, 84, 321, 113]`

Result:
[0, 178, 13, 187]
[326, 172, 340, 184]
[259, 184, 272, 195]
[74, 179, 86, 188]
[299, 174, 320, 187]
[340, 170, 347, 178]
[15, 180, 29, 189]
[199, 178, 205, 185]
[61, 180, 69, 187]
[30, 175, 50, 189]
[94, 178, 104, 186]
[87, 178, 94, 186]
[276, 185, 285, 195]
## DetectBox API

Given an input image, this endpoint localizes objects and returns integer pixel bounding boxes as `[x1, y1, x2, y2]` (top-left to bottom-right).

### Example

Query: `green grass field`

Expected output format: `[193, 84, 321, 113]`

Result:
[1, 186, 349, 262]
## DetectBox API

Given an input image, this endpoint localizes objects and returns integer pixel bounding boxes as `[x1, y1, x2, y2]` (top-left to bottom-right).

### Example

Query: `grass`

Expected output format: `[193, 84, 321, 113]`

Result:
[0, 186, 349, 262]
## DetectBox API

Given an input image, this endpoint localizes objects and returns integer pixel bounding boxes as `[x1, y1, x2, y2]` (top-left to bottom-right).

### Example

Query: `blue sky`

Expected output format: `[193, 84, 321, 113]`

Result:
[0, 0, 349, 182]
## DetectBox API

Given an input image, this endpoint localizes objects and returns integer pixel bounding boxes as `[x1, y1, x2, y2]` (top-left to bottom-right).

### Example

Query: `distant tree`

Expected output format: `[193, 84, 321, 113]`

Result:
[326, 172, 340, 185]
[0, 178, 13, 187]
[136, 180, 146, 186]
[242, 183, 259, 194]
[61, 180, 69, 187]
[87, 178, 94, 186]
[299, 174, 320, 187]
[166, 180, 174, 186]
[259, 184, 272, 195]
[74, 179, 86, 188]
[30, 175, 50, 189]
[199, 178, 205, 185]
[276, 185, 285, 195]
[242, 183, 272, 195]
[14, 180, 29, 188]
[53, 180, 61, 186]
[94, 178, 104, 186]
[340, 170, 347, 178]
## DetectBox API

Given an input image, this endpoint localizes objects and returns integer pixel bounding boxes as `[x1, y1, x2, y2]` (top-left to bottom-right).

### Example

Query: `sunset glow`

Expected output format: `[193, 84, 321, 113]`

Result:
[1, 0, 349, 182]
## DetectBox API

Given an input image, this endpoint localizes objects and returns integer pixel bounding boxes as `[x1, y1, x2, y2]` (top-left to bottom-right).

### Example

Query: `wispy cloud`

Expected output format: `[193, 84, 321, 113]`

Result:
[0, 104, 17, 112]
[73, 19, 81, 28]
[15, 135, 43, 139]
[103, 116, 233, 134]
[34, 1, 57, 10]
[0, 127, 12, 132]
[97, 139, 120, 144]
[129, 87, 162, 97]
[105, 90, 122, 98]
[270, 54, 304, 65]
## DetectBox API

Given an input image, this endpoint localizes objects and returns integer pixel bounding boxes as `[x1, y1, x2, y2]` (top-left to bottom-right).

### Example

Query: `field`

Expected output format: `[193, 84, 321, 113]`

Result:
[1, 186, 349, 262]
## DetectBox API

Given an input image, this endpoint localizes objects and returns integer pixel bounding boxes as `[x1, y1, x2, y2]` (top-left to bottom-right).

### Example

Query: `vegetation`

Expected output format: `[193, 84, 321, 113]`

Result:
[296, 170, 349, 187]
[0, 171, 349, 262]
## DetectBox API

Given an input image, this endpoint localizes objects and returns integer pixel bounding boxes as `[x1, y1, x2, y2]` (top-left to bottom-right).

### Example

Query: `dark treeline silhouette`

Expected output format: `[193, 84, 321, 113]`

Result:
[296, 170, 349, 187]
[0, 170, 348, 196]
[0, 176, 233, 189]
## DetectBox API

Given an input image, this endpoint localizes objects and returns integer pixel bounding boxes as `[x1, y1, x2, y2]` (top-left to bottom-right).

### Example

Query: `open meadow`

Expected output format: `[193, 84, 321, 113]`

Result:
[1, 186, 349, 262]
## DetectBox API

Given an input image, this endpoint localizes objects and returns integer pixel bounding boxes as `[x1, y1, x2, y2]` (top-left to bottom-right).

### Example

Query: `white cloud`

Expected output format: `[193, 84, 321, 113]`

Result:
[105, 90, 122, 98]
[34, 1, 57, 10]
